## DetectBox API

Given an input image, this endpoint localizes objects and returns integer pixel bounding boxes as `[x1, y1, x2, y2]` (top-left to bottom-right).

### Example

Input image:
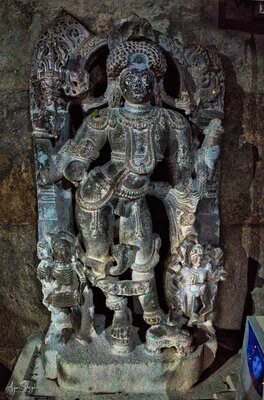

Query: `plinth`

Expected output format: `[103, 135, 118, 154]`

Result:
[6, 322, 217, 399]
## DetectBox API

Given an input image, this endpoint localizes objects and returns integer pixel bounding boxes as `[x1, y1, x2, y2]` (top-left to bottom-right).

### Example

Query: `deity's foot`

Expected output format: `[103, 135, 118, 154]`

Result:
[145, 323, 194, 355]
[110, 308, 133, 354]
[143, 309, 164, 325]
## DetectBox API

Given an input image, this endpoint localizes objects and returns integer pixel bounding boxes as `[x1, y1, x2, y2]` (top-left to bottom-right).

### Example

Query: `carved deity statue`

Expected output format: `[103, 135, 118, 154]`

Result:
[28, 12, 226, 394]
[40, 41, 195, 352]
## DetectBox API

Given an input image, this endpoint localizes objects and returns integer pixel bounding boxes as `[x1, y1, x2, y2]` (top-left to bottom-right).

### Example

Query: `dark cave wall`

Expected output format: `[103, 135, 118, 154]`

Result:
[0, 0, 264, 370]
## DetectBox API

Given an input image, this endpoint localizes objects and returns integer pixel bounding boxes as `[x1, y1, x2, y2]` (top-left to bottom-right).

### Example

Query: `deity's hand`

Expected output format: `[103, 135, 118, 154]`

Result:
[167, 254, 182, 275]
[217, 268, 227, 281]
[211, 268, 226, 282]
[64, 160, 88, 185]
[37, 259, 53, 282]
[39, 158, 55, 186]
[38, 152, 68, 186]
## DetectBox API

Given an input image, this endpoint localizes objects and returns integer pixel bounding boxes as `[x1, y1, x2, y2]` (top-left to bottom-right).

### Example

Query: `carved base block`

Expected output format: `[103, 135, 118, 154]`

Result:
[6, 324, 218, 399]
[57, 331, 203, 394]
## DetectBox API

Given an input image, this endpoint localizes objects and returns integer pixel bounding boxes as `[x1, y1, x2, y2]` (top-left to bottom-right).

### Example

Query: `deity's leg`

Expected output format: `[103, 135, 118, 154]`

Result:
[105, 292, 133, 354]
[131, 270, 163, 324]
[76, 202, 133, 351]
[46, 305, 73, 344]
[76, 203, 114, 279]
[199, 284, 215, 318]
[40, 279, 73, 344]
[120, 197, 163, 325]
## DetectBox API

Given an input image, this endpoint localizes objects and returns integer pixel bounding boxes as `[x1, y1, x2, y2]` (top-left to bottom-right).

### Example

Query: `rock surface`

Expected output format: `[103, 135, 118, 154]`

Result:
[1, 0, 264, 371]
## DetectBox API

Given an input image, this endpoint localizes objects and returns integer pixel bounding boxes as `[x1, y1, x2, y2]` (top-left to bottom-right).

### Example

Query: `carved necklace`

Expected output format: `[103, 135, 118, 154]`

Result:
[118, 108, 160, 175]
[119, 107, 159, 130]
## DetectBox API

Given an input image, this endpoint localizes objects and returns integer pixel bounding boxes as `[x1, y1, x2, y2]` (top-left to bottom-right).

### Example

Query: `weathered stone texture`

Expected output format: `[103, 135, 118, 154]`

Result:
[0, 91, 36, 224]
[1, 0, 264, 369]
[0, 225, 49, 369]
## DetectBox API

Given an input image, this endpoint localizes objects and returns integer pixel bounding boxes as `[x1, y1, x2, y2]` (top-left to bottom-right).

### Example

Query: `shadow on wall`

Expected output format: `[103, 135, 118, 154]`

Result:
[0, 363, 11, 395]
[216, 52, 252, 333]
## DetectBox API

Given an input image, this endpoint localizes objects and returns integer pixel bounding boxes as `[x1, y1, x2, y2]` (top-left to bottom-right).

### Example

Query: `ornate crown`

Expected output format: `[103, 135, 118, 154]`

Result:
[106, 40, 167, 81]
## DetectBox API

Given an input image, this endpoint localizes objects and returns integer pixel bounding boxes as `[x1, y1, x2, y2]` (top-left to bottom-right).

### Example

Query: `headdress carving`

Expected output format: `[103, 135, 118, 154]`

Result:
[50, 231, 76, 257]
[106, 40, 167, 81]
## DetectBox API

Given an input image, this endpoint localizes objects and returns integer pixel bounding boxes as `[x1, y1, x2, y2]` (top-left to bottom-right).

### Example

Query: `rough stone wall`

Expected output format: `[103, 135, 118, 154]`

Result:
[1, 0, 264, 370]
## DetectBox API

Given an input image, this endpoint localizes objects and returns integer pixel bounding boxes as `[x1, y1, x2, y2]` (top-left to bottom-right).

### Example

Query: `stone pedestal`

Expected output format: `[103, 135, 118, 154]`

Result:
[57, 330, 207, 394]
[6, 325, 217, 399]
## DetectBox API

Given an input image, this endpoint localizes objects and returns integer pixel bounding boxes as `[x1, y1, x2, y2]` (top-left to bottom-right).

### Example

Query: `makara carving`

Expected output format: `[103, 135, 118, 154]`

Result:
[30, 10, 225, 394]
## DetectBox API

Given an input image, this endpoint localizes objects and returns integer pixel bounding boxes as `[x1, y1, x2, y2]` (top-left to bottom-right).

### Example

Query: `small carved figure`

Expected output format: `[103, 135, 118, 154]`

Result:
[169, 243, 226, 327]
[37, 231, 93, 344]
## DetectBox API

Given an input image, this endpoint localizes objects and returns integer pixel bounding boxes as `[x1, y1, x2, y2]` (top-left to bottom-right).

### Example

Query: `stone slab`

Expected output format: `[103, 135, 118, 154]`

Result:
[5, 334, 170, 399]
[183, 353, 240, 400]
[57, 329, 201, 394]
[6, 334, 240, 400]
[7, 332, 216, 399]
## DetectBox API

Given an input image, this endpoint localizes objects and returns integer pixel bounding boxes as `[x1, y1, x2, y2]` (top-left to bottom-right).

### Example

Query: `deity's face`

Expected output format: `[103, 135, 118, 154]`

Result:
[189, 245, 204, 269]
[120, 65, 154, 104]
[52, 239, 71, 262]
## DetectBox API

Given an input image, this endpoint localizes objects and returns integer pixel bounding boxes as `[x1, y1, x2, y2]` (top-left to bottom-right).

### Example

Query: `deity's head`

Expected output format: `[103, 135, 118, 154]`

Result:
[106, 40, 167, 106]
[120, 64, 154, 104]
[189, 244, 204, 269]
[52, 239, 71, 262]
[51, 231, 75, 262]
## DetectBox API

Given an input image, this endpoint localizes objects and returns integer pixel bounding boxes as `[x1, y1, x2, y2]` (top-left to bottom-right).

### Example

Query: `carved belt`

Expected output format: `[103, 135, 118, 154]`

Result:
[111, 151, 126, 161]
[114, 184, 149, 200]
[77, 167, 131, 211]
[96, 279, 153, 296]
[85, 268, 153, 296]
[47, 291, 81, 307]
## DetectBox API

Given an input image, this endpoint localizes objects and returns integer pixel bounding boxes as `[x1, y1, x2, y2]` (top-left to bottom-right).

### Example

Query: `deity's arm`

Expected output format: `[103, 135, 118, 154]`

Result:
[164, 110, 193, 187]
[40, 110, 109, 185]
[206, 262, 226, 283]
[63, 113, 108, 185]
[194, 118, 223, 196]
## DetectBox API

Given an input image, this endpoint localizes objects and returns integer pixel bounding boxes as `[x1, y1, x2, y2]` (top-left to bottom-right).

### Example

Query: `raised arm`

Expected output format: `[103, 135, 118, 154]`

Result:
[40, 110, 108, 186]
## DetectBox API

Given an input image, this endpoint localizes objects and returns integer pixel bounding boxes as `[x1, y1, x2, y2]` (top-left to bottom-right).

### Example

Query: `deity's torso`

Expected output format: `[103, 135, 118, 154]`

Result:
[108, 107, 168, 169]
[77, 106, 189, 210]
[180, 267, 207, 298]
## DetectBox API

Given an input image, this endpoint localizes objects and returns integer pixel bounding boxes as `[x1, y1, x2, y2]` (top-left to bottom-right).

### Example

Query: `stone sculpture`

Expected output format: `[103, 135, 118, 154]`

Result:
[37, 232, 93, 346]
[25, 10, 226, 396]
[166, 243, 226, 328]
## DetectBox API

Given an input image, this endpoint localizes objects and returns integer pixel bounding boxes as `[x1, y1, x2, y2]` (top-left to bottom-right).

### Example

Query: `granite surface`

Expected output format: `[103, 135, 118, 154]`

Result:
[1, 0, 264, 373]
